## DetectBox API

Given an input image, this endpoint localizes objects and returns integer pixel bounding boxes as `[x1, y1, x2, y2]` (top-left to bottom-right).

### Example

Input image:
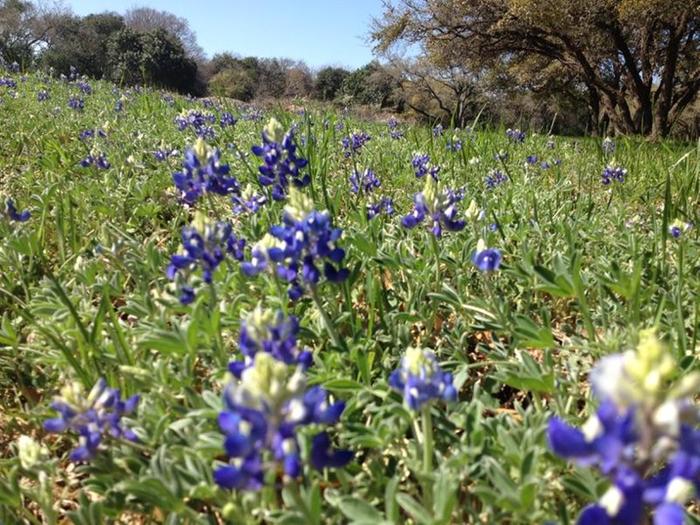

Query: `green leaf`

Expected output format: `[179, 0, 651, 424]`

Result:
[338, 497, 384, 523]
[396, 493, 433, 525]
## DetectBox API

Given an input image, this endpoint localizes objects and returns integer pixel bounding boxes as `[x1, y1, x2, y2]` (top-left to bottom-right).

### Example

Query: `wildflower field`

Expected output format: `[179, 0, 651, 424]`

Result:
[1, 69, 699, 525]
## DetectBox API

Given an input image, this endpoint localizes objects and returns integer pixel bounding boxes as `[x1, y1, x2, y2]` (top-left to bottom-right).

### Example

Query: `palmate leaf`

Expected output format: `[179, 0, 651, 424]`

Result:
[513, 315, 555, 349]
[494, 350, 555, 394]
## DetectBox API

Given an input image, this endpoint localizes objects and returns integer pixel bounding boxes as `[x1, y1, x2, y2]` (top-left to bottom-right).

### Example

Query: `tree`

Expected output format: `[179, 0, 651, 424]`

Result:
[123, 7, 204, 61]
[106, 27, 198, 94]
[209, 66, 257, 101]
[341, 61, 400, 108]
[255, 58, 288, 99]
[284, 64, 313, 98]
[314, 66, 349, 100]
[389, 57, 479, 127]
[0, 0, 64, 67]
[372, 0, 700, 138]
[41, 12, 124, 78]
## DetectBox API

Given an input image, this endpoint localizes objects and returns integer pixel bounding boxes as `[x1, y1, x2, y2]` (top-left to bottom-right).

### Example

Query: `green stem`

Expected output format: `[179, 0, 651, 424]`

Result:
[289, 483, 317, 525]
[421, 405, 434, 508]
[676, 241, 687, 354]
[310, 286, 346, 351]
[430, 234, 441, 289]
[342, 280, 357, 337]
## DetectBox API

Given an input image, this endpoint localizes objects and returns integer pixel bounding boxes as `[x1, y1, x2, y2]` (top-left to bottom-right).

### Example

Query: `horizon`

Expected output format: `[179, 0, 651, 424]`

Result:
[63, 0, 385, 69]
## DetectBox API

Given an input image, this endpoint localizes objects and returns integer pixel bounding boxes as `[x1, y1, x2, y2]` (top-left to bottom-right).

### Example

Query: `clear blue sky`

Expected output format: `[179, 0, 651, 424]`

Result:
[64, 0, 384, 69]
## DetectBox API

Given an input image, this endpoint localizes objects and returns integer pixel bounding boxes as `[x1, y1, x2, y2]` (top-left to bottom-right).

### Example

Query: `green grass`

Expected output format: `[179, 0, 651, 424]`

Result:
[0, 71, 698, 524]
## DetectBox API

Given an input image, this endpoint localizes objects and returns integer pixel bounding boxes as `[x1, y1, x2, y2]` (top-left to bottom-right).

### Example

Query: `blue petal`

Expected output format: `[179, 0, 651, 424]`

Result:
[577, 505, 610, 525]
[654, 503, 684, 525]
[214, 465, 246, 489]
[547, 417, 593, 458]
[43, 417, 67, 433]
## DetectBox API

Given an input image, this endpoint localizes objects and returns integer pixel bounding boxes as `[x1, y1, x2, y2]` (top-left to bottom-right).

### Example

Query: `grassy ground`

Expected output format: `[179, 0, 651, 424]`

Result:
[0, 71, 698, 524]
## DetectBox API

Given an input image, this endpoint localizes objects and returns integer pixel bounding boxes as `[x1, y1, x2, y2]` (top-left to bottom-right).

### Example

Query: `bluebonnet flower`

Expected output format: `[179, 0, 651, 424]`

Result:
[485, 169, 508, 190]
[526, 155, 538, 165]
[214, 353, 351, 490]
[166, 214, 245, 304]
[79, 128, 106, 141]
[540, 161, 551, 170]
[251, 118, 310, 201]
[76, 81, 92, 94]
[232, 184, 267, 215]
[547, 139, 556, 149]
[342, 131, 371, 158]
[234, 306, 312, 370]
[472, 239, 502, 272]
[390, 128, 404, 140]
[495, 150, 509, 161]
[172, 139, 240, 205]
[506, 128, 525, 143]
[602, 165, 627, 185]
[433, 124, 444, 137]
[367, 196, 394, 220]
[153, 149, 169, 162]
[175, 109, 216, 138]
[220, 112, 237, 127]
[335, 121, 344, 132]
[387, 117, 403, 139]
[68, 65, 78, 80]
[0, 77, 17, 88]
[4, 198, 30, 222]
[548, 329, 700, 525]
[68, 96, 84, 111]
[37, 89, 49, 101]
[9, 61, 19, 73]
[389, 347, 456, 410]
[669, 219, 692, 239]
[115, 98, 124, 112]
[242, 107, 264, 122]
[242, 189, 349, 300]
[446, 135, 462, 152]
[603, 137, 616, 155]
[401, 176, 466, 237]
[43, 378, 140, 461]
[412, 153, 440, 180]
[80, 152, 110, 170]
[349, 168, 381, 194]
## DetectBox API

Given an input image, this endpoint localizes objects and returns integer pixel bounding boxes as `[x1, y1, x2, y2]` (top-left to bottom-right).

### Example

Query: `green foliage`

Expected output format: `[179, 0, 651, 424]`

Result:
[314, 66, 350, 101]
[341, 61, 399, 108]
[40, 12, 124, 78]
[0, 70, 698, 524]
[106, 27, 199, 94]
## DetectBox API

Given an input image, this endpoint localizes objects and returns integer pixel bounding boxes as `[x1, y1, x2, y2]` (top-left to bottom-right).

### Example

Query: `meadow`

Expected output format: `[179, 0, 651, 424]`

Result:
[0, 69, 699, 524]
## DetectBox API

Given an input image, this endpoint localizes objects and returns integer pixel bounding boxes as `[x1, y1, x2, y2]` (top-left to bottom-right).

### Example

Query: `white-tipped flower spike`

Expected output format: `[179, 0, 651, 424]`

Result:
[549, 326, 700, 523]
[17, 435, 48, 470]
[193, 137, 209, 160]
[263, 117, 286, 144]
[284, 187, 315, 223]
[464, 199, 481, 221]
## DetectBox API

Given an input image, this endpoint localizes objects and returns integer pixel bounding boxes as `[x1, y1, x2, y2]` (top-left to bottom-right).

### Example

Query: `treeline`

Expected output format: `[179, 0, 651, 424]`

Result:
[1, 2, 205, 93]
[2, 0, 698, 138]
[0, 2, 401, 105]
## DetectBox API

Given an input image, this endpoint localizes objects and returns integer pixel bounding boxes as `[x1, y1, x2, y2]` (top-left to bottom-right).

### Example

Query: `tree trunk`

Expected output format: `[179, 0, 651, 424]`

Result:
[586, 85, 601, 136]
[651, 12, 690, 140]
